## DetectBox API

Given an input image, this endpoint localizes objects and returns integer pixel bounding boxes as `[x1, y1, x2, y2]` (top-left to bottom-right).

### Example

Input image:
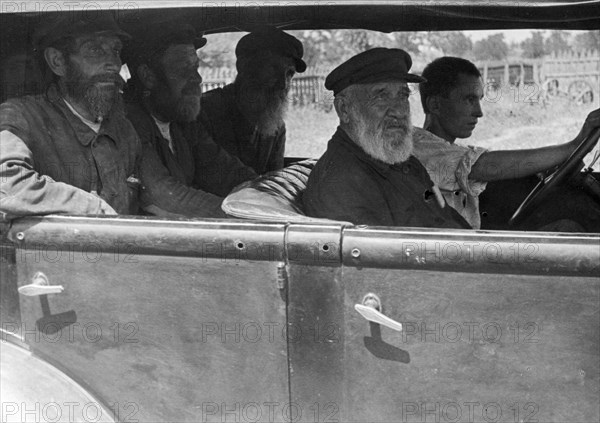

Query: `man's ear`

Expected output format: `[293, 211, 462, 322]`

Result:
[137, 64, 157, 90]
[44, 47, 67, 77]
[334, 95, 351, 124]
[426, 94, 442, 116]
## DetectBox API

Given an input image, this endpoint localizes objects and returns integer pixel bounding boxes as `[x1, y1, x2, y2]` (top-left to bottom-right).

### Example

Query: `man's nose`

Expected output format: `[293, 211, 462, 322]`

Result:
[473, 100, 483, 117]
[104, 50, 122, 71]
[192, 70, 203, 85]
[388, 96, 407, 116]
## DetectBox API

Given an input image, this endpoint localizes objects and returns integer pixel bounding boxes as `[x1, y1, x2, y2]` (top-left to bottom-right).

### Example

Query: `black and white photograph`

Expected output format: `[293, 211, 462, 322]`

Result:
[1, 1, 599, 422]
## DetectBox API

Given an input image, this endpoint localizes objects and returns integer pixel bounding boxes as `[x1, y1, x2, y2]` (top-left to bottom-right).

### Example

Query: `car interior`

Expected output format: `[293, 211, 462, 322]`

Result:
[1, 1, 599, 232]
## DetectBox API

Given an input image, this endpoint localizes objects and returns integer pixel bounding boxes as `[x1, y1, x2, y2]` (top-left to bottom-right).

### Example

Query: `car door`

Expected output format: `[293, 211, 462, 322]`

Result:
[287, 225, 600, 423]
[7, 216, 290, 423]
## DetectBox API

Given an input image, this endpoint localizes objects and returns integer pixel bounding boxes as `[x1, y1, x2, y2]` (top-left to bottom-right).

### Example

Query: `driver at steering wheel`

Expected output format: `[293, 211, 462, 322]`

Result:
[414, 56, 600, 230]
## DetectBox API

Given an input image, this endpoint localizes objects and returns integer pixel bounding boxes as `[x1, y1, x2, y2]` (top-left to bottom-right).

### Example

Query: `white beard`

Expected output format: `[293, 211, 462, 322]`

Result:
[236, 77, 289, 137]
[349, 108, 414, 165]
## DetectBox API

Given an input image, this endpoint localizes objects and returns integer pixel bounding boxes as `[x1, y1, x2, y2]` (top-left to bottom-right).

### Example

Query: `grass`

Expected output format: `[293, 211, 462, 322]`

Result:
[285, 87, 600, 170]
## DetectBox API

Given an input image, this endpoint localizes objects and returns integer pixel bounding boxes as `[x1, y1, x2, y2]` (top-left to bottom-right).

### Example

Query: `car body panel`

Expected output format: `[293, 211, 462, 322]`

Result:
[4, 217, 600, 422]
[7, 217, 289, 422]
[286, 224, 599, 422]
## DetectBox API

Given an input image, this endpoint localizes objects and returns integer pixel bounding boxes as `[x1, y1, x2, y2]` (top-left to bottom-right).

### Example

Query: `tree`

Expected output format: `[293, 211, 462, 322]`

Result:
[544, 30, 571, 55]
[573, 30, 600, 52]
[427, 31, 472, 56]
[294, 29, 422, 68]
[473, 34, 508, 61]
[521, 31, 546, 58]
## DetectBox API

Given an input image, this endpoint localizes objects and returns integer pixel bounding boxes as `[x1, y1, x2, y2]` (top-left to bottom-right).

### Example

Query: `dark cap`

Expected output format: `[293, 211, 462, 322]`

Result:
[236, 26, 306, 73]
[123, 24, 206, 68]
[32, 11, 131, 51]
[325, 48, 426, 95]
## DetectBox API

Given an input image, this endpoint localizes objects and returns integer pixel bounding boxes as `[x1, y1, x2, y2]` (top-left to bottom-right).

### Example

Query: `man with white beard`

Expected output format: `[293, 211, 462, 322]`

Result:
[0, 12, 140, 218]
[303, 48, 470, 228]
[200, 26, 306, 174]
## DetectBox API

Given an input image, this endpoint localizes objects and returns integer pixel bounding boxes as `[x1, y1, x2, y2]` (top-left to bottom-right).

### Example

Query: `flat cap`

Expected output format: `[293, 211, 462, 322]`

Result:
[123, 24, 206, 67]
[236, 26, 306, 73]
[32, 11, 131, 51]
[325, 48, 425, 95]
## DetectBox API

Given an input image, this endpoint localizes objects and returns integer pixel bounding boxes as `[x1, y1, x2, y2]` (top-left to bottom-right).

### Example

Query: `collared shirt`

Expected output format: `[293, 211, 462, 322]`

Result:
[303, 127, 471, 229]
[200, 84, 285, 174]
[63, 99, 101, 133]
[412, 127, 487, 228]
[0, 88, 140, 218]
[126, 102, 258, 218]
[150, 115, 175, 154]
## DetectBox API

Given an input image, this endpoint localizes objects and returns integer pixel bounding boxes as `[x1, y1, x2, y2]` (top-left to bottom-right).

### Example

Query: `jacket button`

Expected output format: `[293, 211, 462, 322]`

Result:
[402, 165, 410, 174]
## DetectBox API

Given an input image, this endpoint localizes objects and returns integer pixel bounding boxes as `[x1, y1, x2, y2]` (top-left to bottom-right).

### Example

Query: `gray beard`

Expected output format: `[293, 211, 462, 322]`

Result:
[236, 79, 288, 137]
[349, 111, 414, 165]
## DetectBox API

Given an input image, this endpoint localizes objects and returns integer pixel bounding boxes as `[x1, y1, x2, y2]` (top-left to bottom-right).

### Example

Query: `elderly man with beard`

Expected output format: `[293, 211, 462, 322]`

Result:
[303, 48, 470, 228]
[199, 26, 306, 174]
[0, 12, 139, 218]
[124, 26, 257, 217]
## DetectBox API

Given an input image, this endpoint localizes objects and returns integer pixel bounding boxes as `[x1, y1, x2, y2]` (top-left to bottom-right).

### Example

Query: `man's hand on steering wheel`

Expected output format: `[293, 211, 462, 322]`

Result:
[509, 108, 600, 227]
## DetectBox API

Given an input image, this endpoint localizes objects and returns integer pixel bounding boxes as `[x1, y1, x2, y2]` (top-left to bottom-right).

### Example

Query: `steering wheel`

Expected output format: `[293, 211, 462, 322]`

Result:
[508, 127, 600, 227]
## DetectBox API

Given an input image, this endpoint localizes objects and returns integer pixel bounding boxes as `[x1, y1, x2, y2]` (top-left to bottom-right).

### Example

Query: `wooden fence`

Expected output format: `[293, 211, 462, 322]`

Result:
[200, 50, 599, 105]
[475, 50, 599, 103]
[199, 65, 333, 106]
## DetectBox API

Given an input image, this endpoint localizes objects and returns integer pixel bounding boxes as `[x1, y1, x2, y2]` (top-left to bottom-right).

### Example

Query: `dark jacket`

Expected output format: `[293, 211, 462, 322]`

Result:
[200, 84, 285, 174]
[126, 102, 258, 218]
[304, 127, 471, 229]
[0, 90, 140, 218]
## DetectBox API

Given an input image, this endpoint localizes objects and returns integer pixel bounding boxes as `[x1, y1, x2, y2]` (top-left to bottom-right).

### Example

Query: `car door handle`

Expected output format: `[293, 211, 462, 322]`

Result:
[354, 293, 402, 332]
[18, 272, 64, 296]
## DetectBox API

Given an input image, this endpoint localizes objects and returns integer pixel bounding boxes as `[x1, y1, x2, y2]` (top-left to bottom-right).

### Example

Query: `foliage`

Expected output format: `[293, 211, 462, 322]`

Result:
[521, 31, 546, 58]
[473, 34, 508, 61]
[293, 30, 421, 67]
[573, 30, 600, 52]
[544, 30, 572, 55]
[425, 31, 473, 57]
[288, 30, 473, 68]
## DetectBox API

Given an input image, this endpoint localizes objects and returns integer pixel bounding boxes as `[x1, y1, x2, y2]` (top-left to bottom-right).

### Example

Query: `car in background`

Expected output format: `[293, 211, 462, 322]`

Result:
[1, 1, 599, 422]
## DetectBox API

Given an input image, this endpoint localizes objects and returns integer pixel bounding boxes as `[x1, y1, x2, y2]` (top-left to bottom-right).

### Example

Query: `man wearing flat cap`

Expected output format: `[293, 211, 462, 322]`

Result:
[303, 48, 470, 229]
[124, 24, 257, 217]
[0, 11, 140, 218]
[199, 26, 306, 174]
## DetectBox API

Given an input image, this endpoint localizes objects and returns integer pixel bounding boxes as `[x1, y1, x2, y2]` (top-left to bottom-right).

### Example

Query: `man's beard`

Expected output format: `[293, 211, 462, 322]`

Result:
[236, 76, 289, 136]
[173, 81, 201, 122]
[65, 62, 123, 121]
[349, 106, 414, 165]
[151, 80, 201, 123]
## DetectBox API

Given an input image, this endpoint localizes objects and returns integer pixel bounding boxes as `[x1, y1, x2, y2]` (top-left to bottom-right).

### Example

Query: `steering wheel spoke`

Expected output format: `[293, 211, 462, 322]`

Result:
[509, 128, 600, 227]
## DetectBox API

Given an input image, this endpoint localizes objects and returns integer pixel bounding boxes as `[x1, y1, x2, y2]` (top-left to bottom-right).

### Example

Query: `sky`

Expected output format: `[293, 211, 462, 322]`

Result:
[464, 29, 593, 43]
[464, 30, 534, 43]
